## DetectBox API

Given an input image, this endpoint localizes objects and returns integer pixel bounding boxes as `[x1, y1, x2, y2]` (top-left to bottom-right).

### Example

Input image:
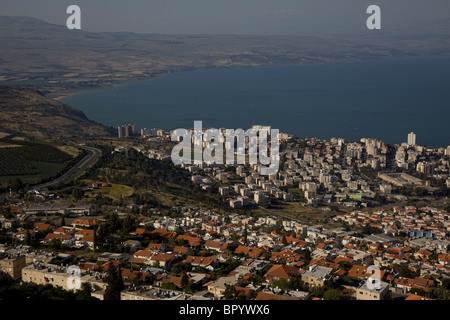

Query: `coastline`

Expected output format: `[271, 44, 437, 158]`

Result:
[49, 84, 119, 102]
[56, 55, 450, 149]
[50, 55, 419, 102]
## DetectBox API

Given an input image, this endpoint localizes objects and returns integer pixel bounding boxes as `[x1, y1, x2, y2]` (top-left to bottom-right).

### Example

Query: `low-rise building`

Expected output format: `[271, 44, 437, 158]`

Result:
[206, 275, 240, 298]
[356, 280, 391, 300]
[121, 286, 193, 300]
[21, 263, 106, 292]
[0, 254, 26, 279]
[301, 265, 333, 287]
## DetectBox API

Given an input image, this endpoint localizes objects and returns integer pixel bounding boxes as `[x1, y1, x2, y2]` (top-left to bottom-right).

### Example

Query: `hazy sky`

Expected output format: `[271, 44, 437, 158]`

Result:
[1, 0, 450, 34]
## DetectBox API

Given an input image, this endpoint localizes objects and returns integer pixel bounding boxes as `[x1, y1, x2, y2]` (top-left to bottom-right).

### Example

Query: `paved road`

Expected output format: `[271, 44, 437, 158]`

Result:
[35, 142, 102, 189]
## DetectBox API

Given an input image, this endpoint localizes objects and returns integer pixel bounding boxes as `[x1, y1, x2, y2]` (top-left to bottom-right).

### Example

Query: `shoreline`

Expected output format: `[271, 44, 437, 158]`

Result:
[46, 55, 449, 149]
[49, 84, 117, 102]
[49, 54, 421, 102]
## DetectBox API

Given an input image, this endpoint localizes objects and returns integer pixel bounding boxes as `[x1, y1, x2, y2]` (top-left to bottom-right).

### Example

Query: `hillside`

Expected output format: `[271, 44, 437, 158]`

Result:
[0, 86, 114, 140]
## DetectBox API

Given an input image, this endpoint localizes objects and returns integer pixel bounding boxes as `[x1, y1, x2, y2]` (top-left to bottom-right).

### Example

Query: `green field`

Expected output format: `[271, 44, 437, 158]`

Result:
[0, 161, 66, 184]
[56, 145, 81, 158]
[0, 148, 35, 176]
[0, 139, 74, 186]
[84, 181, 134, 201]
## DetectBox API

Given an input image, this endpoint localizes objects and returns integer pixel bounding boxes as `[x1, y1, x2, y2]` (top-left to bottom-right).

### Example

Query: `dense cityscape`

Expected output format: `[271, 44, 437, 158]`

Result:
[1, 3, 450, 312]
[1, 126, 449, 301]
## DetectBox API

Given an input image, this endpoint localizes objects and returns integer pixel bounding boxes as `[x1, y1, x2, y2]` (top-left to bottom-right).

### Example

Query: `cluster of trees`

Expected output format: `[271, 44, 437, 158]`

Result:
[177, 273, 204, 294]
[104, 263, 124, 300]
[396, 186, 430, 197]
[360, 225, 383, 235]
[270, 277, 306, 292]
[88, 146, 229, 209]
[281, 281, 342, 300]
[392, 263, 418, 279]
[96, 212, 138, 251]
[72, 187, 85, 200]
[2, 177, 28, 193]
[224, 284, 248, 300]
[430, 178, 450, 197]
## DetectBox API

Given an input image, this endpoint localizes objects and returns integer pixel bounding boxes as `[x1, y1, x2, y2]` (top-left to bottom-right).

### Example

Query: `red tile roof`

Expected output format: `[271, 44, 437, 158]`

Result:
[177, 234, 203, 247]
[265, 264, 299, 280]
[150, 228, 177, 239]
[234, 245, 264, 258]
[183, 256, 218, 268]
[44, 233, 72, 241]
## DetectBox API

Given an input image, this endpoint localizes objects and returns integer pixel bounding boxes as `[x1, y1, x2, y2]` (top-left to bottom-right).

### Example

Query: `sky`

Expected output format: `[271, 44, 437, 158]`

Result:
[1, 0, 450, 34]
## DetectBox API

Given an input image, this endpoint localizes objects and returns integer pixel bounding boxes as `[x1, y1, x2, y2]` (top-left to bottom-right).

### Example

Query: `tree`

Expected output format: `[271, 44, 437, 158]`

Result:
[436, 285, 450, 300]
[25, 228, 31, 246]
[49, 239, 62, 250]
[361, 225, 382, 235]
[180, 273, 189, 289]
[224, 284, 235, 300]
[60, 214, 66, 227]
[104, 263, 124, 300]
[226, 241, 239, 254]
[324, 289, 341, 300]
[122, 214, 135, 235]
[410, 288, 427, 298]
[8, 178, 24, 192]
[303, 248, 312, 264]
[93, 225, 98, 251]
[237, 291, 246, 300]
[243, 225, 248, 245]
[22, 220, 34, 246]
[393, 263, 414, 278]
[72, 187, 85, 201]
[132, 272, 143, 285]
[76, 282, 93, 300]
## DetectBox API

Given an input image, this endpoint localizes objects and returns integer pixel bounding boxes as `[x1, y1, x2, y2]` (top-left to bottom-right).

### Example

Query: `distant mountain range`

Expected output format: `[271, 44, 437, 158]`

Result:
[0, 15, 449, 141]
[0, 86, 114, 140]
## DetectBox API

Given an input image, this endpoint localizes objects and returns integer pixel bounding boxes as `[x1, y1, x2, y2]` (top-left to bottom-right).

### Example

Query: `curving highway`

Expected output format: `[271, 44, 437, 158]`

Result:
[35, 142, 102, 189]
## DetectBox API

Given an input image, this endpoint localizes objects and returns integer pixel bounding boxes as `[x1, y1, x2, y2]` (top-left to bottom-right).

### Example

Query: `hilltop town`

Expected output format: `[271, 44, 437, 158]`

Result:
[0, 127, 449, 301]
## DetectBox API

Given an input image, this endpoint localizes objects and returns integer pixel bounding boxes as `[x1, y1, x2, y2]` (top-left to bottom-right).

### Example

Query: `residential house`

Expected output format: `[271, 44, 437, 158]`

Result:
[356, 280, 391, 300]
[183, 256, 219, 270]
[234, 245, 265, 259]
[177, 234, 203, 248]
[264, 264, 300, 284]
[123, 240, 143, 253]
[206, 275, 240, 298]
[301, 265, 333, 287]
[148, 253, 177, 268]
[74, 230, 95, 249]
[204, 240, 228, 252]
[71, 218, 99, 229]
[42, 233, 75, 247]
